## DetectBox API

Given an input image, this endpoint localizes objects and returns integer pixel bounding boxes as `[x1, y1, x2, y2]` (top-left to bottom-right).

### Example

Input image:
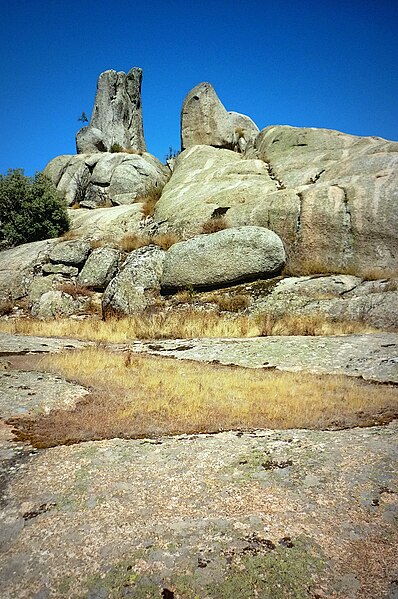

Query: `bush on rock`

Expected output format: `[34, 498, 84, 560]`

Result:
[0, 169, 70, 248]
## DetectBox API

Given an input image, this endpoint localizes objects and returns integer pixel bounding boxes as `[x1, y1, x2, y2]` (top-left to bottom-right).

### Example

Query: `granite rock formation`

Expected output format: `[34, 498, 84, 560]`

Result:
[76, 68, 146, 154]
[181, 82, 259, 152]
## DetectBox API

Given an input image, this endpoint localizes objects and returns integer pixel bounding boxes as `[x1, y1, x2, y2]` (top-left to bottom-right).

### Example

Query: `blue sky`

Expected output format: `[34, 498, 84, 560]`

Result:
[0, 0, 397, 176]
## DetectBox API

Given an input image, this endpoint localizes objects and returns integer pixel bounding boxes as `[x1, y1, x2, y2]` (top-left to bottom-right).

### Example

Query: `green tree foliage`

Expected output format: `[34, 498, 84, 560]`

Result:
[0, 169, 70, 247]
[78, 111, 88, 123]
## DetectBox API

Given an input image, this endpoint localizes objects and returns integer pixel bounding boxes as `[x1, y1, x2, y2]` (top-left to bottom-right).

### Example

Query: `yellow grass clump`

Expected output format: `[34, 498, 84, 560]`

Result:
[7, 346, 398, 447]
[0, 311, 378, 342]
[0, 310, 260, 341]
[139, 186, 163, 218]
[201, 216, 229, 234]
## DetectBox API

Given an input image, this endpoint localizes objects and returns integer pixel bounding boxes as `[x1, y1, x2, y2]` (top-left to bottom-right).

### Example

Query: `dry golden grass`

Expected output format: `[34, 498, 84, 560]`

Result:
[116, 233, 151, 252]
[7, 347, 398, 448]
[359, 268, 398, 281]
[116, 232, 181, 252]
[89, 239, 109, 250]
[256, 313, 376, 336]
[139, 186, 162, 218]
[56, 282, 93, 299]
[0, 310, 260, 341]
[151, 232, 181, 250]
[0, 311, 378, 342]
[203, 293, 250, 312]
[201, 216, 229, 234]
[123, 147, 143, 155]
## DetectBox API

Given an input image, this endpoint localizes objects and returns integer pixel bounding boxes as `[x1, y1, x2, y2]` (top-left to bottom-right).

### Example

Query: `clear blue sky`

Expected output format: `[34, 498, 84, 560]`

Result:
[1, 0, 397, 176]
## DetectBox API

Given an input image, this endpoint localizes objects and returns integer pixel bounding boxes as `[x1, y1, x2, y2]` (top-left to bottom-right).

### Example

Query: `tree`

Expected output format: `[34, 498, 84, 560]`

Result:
[0, 169, 70, 247]
[78, 112, 89, 123]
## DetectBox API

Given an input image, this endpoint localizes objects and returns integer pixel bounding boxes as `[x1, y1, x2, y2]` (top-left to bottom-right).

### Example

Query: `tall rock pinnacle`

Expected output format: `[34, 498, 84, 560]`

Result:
[76, 68, 146, 154]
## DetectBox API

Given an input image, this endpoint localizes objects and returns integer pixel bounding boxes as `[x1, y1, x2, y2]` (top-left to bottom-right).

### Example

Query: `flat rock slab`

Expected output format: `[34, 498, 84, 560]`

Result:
[0, 333, 89, 355]
[0, 424, 397, 598]
[131, 333, 398, 383]
[0, 370, 89, 419]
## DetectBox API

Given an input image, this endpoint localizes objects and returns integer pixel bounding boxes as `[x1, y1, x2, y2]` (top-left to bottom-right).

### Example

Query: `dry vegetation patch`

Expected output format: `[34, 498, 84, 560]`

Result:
[7, 347, 398, 448]
[201, 216, 229, 234]
[139, 186, 162, 217]
[0, 311, 377, 342]
[56, 282, 93, 298]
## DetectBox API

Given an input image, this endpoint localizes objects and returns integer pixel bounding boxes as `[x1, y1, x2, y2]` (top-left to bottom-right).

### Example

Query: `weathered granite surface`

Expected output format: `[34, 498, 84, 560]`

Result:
[0, 424, 397, 598]
[131, 332, 398, 383]
[0, 333, 396, 597]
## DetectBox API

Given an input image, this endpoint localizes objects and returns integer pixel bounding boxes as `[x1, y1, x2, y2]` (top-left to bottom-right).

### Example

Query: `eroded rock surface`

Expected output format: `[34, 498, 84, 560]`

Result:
[132, 332, 398, 383]
[161, 226, 285, 289]
[76, 68, 146, 153]
[252, 125, 398, 273]
[181, 82, 259, 151]
[0, 425, 397, 598]
[0, 333, 396, 597]
[44, 151, 168, 208]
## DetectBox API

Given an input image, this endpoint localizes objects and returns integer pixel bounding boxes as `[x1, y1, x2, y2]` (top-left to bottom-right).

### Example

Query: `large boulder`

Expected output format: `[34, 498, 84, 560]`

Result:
[0, 240, 55, 302]
[49, 240, 91, 267]
[44, 151, 168, 208]
[161, 226, 285, 289]
[76, 68, 146, 153]
[181, 82, 259, 151]
[67, 204, 144, 241]
[250, 274, 398, 331]
[252, 125, 398, 274]
[102, 246, 165, 317]
[31, 290, 90, 319]
[78, 247, 122, 290]
[153, 145, 299, 249]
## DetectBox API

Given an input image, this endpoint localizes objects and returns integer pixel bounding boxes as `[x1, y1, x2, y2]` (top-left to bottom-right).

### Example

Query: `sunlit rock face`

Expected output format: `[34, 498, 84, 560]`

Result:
[76, 67, 146, 154]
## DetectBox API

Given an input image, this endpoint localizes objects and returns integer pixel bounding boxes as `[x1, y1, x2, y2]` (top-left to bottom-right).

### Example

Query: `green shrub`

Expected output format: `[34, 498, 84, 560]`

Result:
[0, 169, 70, 247]
[110, 143, 124, 153]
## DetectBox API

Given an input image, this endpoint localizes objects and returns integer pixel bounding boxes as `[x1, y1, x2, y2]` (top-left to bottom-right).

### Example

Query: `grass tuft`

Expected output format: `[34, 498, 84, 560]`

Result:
[139, 186, 163, 218]
[151, 232, 181, 250]
[201, 216, 229, 234]
[56, 282, 93, 299]
[203, 293, 250, 312]
[116, 233, 151, 252]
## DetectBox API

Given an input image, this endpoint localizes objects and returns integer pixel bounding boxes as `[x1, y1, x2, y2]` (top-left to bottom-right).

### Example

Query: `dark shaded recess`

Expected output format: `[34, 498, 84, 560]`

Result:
[161, 268, 284, 296]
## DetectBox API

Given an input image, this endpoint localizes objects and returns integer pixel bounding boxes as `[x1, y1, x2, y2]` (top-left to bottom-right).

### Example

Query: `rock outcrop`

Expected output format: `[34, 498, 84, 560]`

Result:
[78, 247, 122, 290]
[76, 68, 146, 154]
[0, 240, 56, 302]
[181, 82, 259, 152]
[49, 240, 91, 267]
[161, 226, 285, 289]
[154, 144, 299, 245]
[31, 290, 90, 319]
[155, 128, 398, 275]
[44, 151, 169, 208]
[102, 246, 165, 317]
[251, 125, 398, 273]
[67, 204, 144, 241]
[249, 274, 398, 331]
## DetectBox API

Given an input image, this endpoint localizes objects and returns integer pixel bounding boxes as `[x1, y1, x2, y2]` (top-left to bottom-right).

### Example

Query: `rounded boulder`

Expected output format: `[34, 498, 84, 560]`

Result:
[161, 226, 285, 290]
